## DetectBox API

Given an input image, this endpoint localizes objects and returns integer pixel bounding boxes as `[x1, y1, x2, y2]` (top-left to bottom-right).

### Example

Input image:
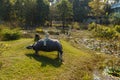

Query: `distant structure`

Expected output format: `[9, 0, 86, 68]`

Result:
[111, 1, 120, 11]
[98, 0, 120, 15]
[100, 0, 116, 4]
[111, 1, 120, 17]
[105, 0, 116, 4]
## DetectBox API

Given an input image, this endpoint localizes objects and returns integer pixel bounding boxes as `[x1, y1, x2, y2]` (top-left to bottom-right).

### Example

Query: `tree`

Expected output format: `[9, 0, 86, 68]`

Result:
[12, 0, 49, 28]
[57, 0, 73, 29]
[68, 0, 73, 3]
[0, 0, 49, 28]
[49, 5, 58, 27]
[89, 0, 106, 18]
[24, 0, 37, 27]
[0, 0, 4, 20]
[12, 0, 26, 25]
[0, 0, 11, 21]
[109, 13, 120, 25]
[73, 0, 90, 22]
[35, 0, 49, 26]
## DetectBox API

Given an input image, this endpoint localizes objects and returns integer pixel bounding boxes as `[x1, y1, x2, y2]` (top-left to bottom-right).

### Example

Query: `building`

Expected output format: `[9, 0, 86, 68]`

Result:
[111, 2, 120, 13]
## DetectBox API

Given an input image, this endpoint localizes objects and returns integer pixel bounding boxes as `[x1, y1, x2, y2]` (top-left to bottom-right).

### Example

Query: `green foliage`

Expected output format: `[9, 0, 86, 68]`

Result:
[73, 22, 80, 30]
[106, 59, 120, 77]
[48, 30, 59, 35]
[33, 0, 49, 26]
[88, 22, 96, 31]
[0, 25, 6, 40]
[36, 28, 44, 34]
[0, 0, 49, 27]
[57, 0, 73, 28]
[89, 0, 106, 17]
[0, 0, 11, 21]
[1, 29, 21, 41]
[93, 26, 118, 39]
[73, 0, 90, 22]
[36, 28, 59, 35]
[115, 25, 120, 33]
[108, 67, 120, 77]
[109, 13, 120, 25]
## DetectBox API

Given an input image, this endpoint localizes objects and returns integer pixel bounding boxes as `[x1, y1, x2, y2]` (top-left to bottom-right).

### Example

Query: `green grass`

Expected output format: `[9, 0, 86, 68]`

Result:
[0, 38, 108, 80]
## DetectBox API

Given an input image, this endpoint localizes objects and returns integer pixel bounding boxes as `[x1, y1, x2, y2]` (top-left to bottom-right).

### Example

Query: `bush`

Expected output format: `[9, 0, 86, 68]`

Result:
[93, 26, 118, 39]
[73, 22, 80, 30]
[115, 25, 120, 33]
[88, 22, 96, 31]
[109, 13, 120, 25]
[88, 22, 97, 31]
[1, 29, 21, 41]
[0, 25, 8, 40]
[36, 28, 44, 34]
[48, 30, 59, 35]
[80, 24, 88, 30]
[108, 67, 120, 77]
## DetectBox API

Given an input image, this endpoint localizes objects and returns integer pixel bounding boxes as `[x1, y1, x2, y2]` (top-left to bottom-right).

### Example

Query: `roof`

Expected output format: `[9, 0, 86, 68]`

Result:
[111, 2, 120, 9]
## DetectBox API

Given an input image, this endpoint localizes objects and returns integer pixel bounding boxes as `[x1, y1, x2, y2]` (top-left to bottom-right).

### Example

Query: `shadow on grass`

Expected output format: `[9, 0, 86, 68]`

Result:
[25, 53, 62, 67]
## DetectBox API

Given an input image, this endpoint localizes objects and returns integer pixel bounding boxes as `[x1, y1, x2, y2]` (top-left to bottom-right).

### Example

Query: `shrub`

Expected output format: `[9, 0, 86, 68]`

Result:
[108, 67, 120, 77]
[109, 13, 120, 25]
[80, 24, 88, 30]
[0, 25, 8, 40]
[88, 22, 96, 31]
[73, 22, 80, 30]
[48, 30, 59, 35]
[115, 25, 120, 33]
[93, 26, 118, 39]
[36, 28, 44, 34]
[1, 29, 21, 41]
[103, 28, 116, 39]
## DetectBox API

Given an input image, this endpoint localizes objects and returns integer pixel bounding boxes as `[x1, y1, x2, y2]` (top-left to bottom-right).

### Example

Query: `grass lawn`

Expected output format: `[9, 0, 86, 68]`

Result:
[0, 38, 109, 80]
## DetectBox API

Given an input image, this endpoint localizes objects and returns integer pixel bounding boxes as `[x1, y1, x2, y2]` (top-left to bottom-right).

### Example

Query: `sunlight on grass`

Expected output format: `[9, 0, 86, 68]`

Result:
[61, 40, 92, 57]
[0, 38, 108, 80]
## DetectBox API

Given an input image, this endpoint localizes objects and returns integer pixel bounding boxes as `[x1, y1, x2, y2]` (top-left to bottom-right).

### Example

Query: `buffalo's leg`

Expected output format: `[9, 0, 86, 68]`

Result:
[57, 52, 60, 58]
[35, 50, 38, 55]
[58, 51, 63, 62]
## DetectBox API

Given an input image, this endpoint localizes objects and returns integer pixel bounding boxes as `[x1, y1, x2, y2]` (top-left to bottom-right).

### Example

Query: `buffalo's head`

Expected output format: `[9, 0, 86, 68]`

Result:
[26, 45, 33, 49]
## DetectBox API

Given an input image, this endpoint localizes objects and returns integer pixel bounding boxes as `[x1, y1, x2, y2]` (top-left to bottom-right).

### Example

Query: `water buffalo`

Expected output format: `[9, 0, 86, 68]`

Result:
[26, 39, 63, 62]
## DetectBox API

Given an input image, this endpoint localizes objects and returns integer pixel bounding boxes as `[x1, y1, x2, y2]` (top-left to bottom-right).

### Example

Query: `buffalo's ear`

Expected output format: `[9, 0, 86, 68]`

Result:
[26, 46, 33, 49]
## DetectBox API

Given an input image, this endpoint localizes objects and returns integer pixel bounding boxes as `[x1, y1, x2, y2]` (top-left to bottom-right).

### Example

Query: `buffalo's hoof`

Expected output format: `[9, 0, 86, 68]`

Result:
[59, 59, 63, 63]
[34, 53, 39, 56]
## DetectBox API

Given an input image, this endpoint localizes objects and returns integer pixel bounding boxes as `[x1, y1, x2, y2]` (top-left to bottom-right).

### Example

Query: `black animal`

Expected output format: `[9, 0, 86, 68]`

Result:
[26, 39, 63, 62]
